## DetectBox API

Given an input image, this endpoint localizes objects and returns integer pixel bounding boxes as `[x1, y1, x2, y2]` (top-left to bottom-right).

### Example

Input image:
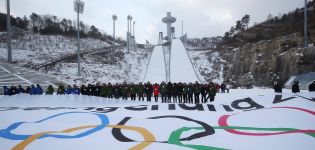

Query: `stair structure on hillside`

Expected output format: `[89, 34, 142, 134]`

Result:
[0, 62, 66, 94]
[33, 45, 124, 70]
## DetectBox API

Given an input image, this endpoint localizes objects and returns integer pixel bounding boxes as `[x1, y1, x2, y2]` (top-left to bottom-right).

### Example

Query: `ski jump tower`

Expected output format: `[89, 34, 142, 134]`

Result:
[162, 12, 176, 42]
[162, 12, 176, 82]
[144, 12, 204, 84]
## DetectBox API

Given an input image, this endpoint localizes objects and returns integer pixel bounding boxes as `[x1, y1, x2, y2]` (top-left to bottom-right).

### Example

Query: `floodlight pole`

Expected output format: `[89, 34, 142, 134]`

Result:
[304, 0, 308, 48]
[76, 8, 81, 76]
[6, 0, 12, 63]
[130, 16, 132, 35]
[133, 21, 135, 37]
[181, 20, 183, 37]
[74, 0, 84, 76]
[112, 15, 117, 60]
[127, 15, 131, 53]
[133, 21, 135, 51]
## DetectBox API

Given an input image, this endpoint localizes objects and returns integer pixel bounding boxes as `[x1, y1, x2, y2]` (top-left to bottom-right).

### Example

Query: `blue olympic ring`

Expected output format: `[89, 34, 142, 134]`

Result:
[0, 112, 109, 140]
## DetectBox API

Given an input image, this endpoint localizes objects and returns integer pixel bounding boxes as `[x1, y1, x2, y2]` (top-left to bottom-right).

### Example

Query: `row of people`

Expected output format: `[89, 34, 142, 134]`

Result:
[3, 84, 43, 95]
[4, 80, 314, 103]
[2, 81, 220, 104]
[273, 81, 315, 93]
[53, 81, 219, 104]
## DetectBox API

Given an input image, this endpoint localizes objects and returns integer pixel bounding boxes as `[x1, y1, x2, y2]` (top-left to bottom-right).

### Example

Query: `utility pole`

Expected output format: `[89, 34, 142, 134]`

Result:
[130, 16, 132, 35]
[127, 15, 130, 53]
[74, 0, 85, 76]
[6, 0, 12, 63]
[181, 20, 183, 37]
[112, 15, 117, 61]
[133, 21, 135, 37]
[304, 0, 308, 48]
[133, 21, 135, 51]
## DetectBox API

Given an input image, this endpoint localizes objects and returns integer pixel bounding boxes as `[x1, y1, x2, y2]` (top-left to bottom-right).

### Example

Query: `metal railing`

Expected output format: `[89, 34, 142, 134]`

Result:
[33, 45, 124, 70]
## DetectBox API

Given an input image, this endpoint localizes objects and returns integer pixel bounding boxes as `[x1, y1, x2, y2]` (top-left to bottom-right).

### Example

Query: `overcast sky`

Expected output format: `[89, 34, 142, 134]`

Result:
[0, 0, 305, 44]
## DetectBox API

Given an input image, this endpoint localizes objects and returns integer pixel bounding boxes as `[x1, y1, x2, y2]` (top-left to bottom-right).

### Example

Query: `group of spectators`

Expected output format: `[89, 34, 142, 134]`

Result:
[273, 80, 315, 93]
[3, 84, 43, 95]
[3, 80, 314, 103]
[2, 81, 230, 104]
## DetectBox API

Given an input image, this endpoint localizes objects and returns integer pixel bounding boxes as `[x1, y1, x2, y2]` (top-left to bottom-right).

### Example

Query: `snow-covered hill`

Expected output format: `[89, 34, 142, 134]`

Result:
[0, 34, 110, 66]
[48, 48, 151, 84]
[0, 33, 152, 84]
[188, 49, 225, 83]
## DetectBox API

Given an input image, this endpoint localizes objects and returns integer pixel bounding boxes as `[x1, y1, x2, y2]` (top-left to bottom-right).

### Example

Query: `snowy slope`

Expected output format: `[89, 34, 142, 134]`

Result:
[0, 89, 314, 150]
[48, 48, 151, 84]
[170, 39, 200, 83]
[143, 46, 166, 83]
[188, 50, 224, 83]
[0, 34, 152, 84]
[0, 34, 110, 67]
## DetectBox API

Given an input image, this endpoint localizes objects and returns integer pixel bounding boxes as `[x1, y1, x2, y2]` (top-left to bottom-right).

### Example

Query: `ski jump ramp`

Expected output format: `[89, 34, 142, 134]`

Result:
[143, 39, 203, 83]
[170, 39, 201, 83]
[143, 46, 166, 83]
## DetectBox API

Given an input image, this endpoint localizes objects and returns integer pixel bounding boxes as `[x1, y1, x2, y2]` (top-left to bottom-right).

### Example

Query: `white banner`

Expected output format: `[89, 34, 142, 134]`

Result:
[0, 91, 315, 150]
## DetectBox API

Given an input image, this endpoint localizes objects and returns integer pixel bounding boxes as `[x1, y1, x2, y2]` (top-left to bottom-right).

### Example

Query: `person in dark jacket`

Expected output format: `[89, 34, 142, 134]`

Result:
[206, 82, 217, 102]
[121, 82, 129, 100]
[73, 84, 80, 95]
[160, 81, 167, 103]
[177, 82, 183, 103]
[57, 84, 65, 95]
[46, 85, 54, 95]
[221, 83, 226, 93]
[25, 86, 31, 94]
[107, 83, 113, 98]
[172, 83, 178, 103]
[129, 83, 137, 101]
[309, 81, 315, 92]
[182, 83, 188, 103]
[17, 85, 25, 94]
[100, 83, 108, 97]
[65, 85, 73, 95]
[273, 82, 282, 93]
[30, 85, 37, 95]
[166, 82, 173, 103]
[200, 84, 207, 103]
[36, 84, 43, 95]
[292, 81, 300, 93]
[113, 83, 120, 99]
[94, 83, 101, 96]
[137, 82, 144, 101]
[86, 84, 94, 96]
[193, 81, 201, 104]
[3, 86, 10, 96]
[37, 84, 43, 95]
[187, 83, 194, 103]
[10, 85, 18, 95]
[80, 84, 87, 95]
[144, 82, 153, 102]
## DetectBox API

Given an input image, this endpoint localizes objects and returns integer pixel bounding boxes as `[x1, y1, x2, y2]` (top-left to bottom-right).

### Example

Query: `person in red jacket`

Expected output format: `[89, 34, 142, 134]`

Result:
[153, 83, 160, 102]
[215, 83, 221, 92]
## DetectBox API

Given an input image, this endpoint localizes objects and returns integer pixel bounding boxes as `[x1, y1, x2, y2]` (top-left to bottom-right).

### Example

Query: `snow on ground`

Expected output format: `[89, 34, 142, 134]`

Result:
[0, 89, 314, 150]
[170, 39, 200, 83]
[143, 46, 166, 83]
